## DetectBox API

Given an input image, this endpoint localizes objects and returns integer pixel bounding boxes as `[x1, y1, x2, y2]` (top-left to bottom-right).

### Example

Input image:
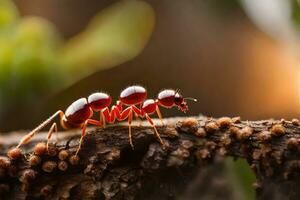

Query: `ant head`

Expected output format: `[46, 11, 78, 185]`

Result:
[88, 92, 111, 111]
[158, 89, 197, 113]
[174, 92, 188, 112]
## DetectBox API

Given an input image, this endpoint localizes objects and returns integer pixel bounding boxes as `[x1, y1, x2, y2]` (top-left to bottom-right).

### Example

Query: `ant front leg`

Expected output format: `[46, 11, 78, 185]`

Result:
[156, 106, 164, 125]
[145, 113, 165, 146]
[75, 119, 103, 156]
[16, 110, 64, 149]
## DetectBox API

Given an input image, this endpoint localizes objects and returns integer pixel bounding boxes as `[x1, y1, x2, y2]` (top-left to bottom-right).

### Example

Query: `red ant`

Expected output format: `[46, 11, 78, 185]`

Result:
[9, 86, 196, 157]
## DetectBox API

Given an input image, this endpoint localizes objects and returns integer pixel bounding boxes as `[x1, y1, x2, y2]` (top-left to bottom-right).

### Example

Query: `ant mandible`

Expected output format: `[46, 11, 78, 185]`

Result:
[8, 86, 197, 157]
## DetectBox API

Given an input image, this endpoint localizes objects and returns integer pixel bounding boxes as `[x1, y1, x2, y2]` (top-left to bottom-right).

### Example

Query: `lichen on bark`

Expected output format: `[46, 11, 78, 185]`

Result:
[0, 116, 299, 200]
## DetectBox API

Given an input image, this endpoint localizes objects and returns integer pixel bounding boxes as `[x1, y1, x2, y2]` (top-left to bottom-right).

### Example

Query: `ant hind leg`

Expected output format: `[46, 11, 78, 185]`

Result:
[46, 123, 58, 152]
[16, 132, 35, 149]
[16, 110, 64, 149]
[75, 119, 103, 156]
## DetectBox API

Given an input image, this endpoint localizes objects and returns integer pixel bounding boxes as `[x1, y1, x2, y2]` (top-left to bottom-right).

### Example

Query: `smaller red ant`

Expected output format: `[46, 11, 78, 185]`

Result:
[9, 86, 196, 157]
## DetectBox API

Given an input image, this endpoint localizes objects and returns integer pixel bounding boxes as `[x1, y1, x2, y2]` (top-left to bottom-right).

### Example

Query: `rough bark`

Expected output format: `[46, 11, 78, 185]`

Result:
[0, 116, 299, 200]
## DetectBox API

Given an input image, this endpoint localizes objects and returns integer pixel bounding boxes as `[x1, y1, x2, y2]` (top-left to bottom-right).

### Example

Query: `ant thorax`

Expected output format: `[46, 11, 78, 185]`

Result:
[158, 89, 176, 108]
[120, 86, 147, 105]
[88, 92, 111, 111]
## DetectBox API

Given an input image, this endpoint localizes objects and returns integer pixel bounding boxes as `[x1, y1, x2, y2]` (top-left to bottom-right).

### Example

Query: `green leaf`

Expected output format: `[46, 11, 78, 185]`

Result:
[0, 16, 64, 108]
[0, 0, 19, 32]
[61, 0, 155, 79]
[225, 158, 256, 200]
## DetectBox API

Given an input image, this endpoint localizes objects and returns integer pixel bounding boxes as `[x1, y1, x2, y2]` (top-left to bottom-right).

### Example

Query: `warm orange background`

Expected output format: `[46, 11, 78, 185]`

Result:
[10, 0, 300, 130]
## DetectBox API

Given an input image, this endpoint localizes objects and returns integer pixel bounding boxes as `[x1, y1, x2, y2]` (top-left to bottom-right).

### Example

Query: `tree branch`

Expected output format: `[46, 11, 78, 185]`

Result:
[0, 116, 299, 200]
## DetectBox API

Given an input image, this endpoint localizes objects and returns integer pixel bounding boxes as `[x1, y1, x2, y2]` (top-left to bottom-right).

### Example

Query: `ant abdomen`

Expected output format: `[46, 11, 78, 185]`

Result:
[120, 86, 147, 105]
[62, 98, 93, 128]
[61, 116, 83, 129]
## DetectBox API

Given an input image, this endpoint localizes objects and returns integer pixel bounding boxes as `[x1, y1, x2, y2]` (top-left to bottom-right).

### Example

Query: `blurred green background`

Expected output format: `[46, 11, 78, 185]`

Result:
[2, 0, 300, 199]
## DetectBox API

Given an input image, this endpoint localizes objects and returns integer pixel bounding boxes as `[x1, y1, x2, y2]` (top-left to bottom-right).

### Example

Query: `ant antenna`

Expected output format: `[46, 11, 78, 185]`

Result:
[184, 97, 198, 102]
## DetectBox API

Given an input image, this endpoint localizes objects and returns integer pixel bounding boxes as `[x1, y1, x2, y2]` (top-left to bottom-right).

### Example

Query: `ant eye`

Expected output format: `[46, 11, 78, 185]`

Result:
[174, 93, 183, 104]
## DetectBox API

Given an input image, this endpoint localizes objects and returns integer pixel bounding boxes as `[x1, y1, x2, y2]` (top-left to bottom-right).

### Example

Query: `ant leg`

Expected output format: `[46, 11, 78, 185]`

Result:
[115, 107, 135, 148]
[145, 113, 164, 146]
[102, 106, 119, 124]
[100, 110, 106, 128]
[16, 132, 35, 149]
[75, 122, 88, 156]
[132, 105, 142, 116]
[16, 110, 64, 148]
[112, 106, 134, 148]
[156, 106, 164, 125]
[103, 101, 123, 123]
[75, 119, 103, 156]
[116, 107, 132, 121]
[102, 107, 112, 123]
[132, 105, 142, 126]
[128, 110, 134, 149]
[55, 128, 60, 144]
[46, 123, 58, 152]
[135, 113, 142, 126]
[116, 100, 122, 112]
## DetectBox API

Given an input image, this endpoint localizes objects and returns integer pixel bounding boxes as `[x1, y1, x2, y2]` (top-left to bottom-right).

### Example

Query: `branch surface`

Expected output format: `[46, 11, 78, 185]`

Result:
[0, 116, 299, 200]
